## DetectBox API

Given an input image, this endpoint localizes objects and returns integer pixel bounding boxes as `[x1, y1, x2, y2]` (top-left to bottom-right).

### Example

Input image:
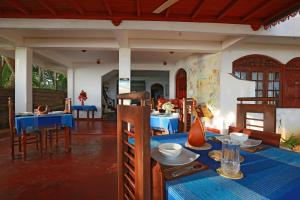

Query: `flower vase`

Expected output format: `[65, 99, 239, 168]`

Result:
[81, 100, 84, 106]
[188, 118, 205, 147]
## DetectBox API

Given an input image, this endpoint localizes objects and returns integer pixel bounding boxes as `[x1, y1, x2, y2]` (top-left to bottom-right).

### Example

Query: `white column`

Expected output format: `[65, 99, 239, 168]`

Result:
[67, 67, 74, 100]
[15, 47, 33, 113]
[118, 48, 131, 94]
[169, 69, 176, 99]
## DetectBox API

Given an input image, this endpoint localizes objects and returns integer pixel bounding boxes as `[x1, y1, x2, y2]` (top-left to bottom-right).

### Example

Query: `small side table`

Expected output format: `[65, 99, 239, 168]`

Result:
[72, 105, 97, 120]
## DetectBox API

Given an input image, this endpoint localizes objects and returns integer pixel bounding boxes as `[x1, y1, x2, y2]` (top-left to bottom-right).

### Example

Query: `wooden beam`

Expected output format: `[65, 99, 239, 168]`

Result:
[242, 1, 273, 22]
[37, 0, 56, 16]
[263, 1, 300, 26]
[102, 0, 112, 16]
[7, 0, 29, 15]
[70, 0, 85, 15]
[137, 0, 141, 16]
[192, 0, 207, 19]
[217, 0, 239, 20]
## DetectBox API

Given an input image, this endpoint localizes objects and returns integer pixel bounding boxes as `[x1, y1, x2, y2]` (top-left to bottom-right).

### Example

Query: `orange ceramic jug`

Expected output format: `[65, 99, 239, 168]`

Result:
[188, 118, 205, 147]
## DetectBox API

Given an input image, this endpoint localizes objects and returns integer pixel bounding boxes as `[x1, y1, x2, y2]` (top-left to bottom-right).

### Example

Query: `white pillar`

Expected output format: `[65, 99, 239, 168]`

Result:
[15, 47, 33, 113]
[169, 69, 176, 99]
[118, 48, 131, 94]
[67, 67, 74, 100]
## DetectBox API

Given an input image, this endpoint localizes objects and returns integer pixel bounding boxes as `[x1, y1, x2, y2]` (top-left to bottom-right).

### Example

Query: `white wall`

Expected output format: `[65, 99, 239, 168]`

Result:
[132, 75, 169, 98]
[72, 63, 175, 118]
[277, 109, 300, 139]
[221, 43, 300, 135]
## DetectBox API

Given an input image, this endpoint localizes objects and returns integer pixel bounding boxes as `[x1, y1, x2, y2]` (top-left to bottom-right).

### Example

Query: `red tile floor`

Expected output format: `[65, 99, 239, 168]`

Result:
[0, 120, 117, 200]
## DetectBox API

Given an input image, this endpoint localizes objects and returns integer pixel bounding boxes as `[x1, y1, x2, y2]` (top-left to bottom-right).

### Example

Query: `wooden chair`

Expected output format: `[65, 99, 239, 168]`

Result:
[117, 92, 151, 200]
[8, 97, 41, 160]
[45, 98, 72, 153]
[228, 126, 281, 147]
[182, 98, 195, 132]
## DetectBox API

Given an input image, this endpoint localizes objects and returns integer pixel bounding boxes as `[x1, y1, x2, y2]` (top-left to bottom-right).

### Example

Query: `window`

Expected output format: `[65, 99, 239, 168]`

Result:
[233, 55, 282, 105]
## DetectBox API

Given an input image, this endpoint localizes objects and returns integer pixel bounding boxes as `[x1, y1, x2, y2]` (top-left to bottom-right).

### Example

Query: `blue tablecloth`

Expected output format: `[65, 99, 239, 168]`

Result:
[72, 105, 97, 111]
[150, 115, 179, 134]
[151, 133, 300, 200]
[15, 114, 74, 136]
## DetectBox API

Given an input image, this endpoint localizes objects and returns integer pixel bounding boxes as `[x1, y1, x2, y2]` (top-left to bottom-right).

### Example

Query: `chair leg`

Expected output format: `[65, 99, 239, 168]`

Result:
[55, 127, 59, 146]
[11, 134, 15, 160]
[18, 137, 22, 152]
[22, 131, 27, 160]
[49, 131, 53, 154]
[39, 132, 43, 157]
[36, 135, 39, 150]
[45, 130, 48, 152]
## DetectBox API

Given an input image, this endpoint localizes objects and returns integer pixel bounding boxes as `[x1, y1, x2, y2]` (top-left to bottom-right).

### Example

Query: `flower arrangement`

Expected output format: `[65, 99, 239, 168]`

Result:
[162, 102, 174, 114]
[78, 90, 87, 105]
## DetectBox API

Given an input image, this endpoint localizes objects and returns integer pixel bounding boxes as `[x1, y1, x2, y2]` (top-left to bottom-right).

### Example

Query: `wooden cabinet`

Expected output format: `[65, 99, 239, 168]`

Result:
[282, 58, 300, 108]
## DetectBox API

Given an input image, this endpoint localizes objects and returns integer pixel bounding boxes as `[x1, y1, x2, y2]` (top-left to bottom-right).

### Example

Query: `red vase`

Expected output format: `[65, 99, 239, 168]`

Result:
[188, 118, 205, 147]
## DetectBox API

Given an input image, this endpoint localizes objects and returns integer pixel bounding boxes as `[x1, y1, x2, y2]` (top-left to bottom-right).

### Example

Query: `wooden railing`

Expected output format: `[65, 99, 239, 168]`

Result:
[237, 97, 279, 106]
[236, 97, 277, 133]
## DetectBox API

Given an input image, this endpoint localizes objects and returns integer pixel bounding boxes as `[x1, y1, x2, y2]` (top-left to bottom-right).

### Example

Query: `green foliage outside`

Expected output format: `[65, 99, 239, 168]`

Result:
[0, 56, 67, 91]
[281, 135, 299, 149]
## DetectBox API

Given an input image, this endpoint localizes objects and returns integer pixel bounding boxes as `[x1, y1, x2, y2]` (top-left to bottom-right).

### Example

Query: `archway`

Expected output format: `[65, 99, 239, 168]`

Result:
[151, 83, 164, 101]
[176, 68, 187, 99]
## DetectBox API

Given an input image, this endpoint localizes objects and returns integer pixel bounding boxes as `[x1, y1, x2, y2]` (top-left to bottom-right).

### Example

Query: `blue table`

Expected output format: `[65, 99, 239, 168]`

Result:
[72, 105, 97, 120]
[151, 133, 300, 200]
[15, 114, 74, 153]
[150, 114, 179, 134]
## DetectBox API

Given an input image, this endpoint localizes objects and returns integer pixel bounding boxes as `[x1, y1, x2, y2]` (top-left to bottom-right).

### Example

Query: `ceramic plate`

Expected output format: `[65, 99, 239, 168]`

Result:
[241, 139, 262, 148]
[151, 147, 200, 166]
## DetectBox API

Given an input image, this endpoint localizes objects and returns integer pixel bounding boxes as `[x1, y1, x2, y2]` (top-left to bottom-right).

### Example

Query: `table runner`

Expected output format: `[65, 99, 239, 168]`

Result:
[72, 105, 97, 111]
[151, 133, 300, 200]
[150, 115, 179, 134]
[15, 114, 74, 136]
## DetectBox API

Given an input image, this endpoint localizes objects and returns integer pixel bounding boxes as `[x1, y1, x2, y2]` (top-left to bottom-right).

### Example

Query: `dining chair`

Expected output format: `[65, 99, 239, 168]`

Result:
[182, 98, 196, 132]
[117, 91, 151, 200]
[8, 97, 41, 160]
[228, 126, 281, 147]
[45, 98, 72, 153]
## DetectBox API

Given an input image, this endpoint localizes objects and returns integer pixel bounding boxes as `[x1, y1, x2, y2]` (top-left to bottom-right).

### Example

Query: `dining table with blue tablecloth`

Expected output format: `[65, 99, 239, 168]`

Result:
[150, 114, 179, 134]
[150, 132, 300, 200]
[72, 105, 97, 120]
[15, 114, 74, 153]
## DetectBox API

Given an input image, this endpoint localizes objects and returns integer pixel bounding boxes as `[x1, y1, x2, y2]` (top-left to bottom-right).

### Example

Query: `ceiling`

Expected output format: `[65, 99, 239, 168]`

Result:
[0, 0, 299, 30]
[44, 48, 195, 65]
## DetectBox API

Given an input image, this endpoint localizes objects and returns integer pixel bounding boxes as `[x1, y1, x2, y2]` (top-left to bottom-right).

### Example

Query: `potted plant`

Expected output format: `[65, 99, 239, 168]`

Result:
[281, 135, 300, 151]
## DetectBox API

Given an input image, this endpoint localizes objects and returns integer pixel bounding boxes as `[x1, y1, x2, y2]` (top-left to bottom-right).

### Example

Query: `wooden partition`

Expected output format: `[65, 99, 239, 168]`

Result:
[117, 92, 151, 200]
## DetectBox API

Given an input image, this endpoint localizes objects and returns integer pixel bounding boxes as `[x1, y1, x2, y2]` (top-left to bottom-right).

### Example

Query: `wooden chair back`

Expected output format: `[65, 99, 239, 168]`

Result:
[182, 98, 195, 132]
[117, 92, 151, 200]
[64, 98, 72, 114]
[8, 97, 15, 134]
[228, 126, 281, 147]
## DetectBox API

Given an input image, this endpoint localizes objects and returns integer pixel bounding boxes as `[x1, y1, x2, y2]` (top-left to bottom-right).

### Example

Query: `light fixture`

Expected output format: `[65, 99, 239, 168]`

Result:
[97, 59, 101, 64]
[81, 50, 87, 52]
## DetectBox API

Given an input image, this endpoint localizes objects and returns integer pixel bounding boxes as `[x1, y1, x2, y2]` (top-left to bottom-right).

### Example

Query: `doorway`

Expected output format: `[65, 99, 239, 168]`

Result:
[176, 68, 187, 99]
[151, 83, 164, 101]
